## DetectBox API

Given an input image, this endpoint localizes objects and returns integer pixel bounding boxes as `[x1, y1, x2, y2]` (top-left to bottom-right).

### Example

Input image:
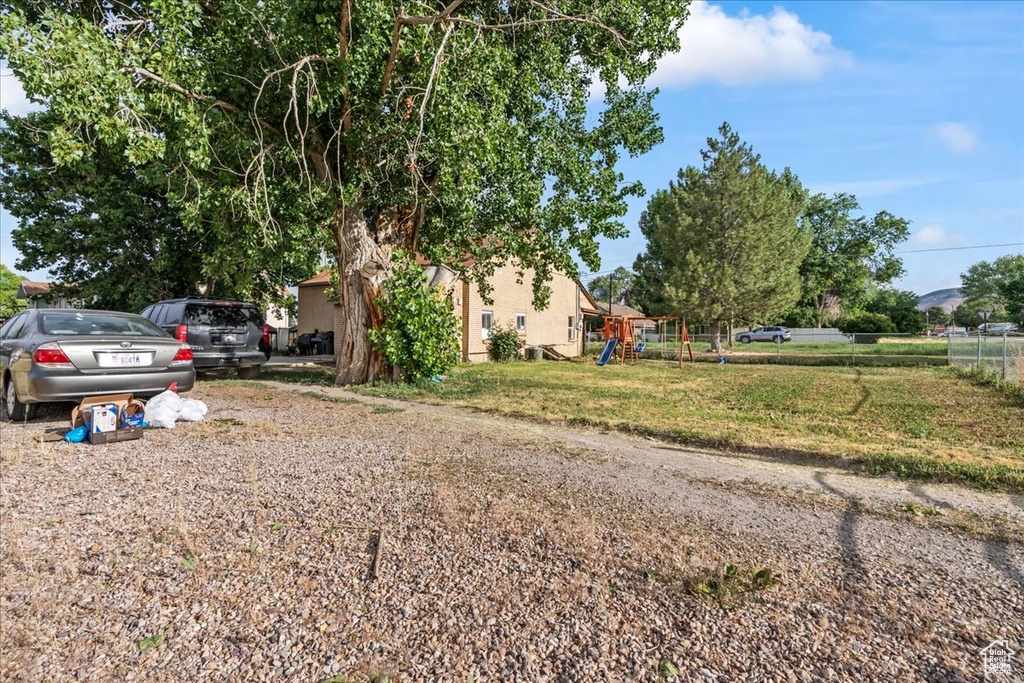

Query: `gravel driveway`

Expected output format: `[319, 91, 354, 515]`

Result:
[1, 381, 1021, 682]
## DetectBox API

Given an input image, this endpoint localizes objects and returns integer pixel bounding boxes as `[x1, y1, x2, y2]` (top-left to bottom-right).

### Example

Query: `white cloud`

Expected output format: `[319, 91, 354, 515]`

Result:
[909, 224, 962, 247]
[650, 1, 852, 88]
[930, 122, 978, 154]
[1, 69, 44, 116]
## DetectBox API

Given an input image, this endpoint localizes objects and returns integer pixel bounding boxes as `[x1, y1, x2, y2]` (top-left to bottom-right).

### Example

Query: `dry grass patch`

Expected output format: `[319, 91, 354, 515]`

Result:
[353, 362, 1024, 490]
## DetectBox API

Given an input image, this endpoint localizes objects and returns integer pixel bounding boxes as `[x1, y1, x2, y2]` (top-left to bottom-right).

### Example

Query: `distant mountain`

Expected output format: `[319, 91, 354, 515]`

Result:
[917, 288, 963, 312]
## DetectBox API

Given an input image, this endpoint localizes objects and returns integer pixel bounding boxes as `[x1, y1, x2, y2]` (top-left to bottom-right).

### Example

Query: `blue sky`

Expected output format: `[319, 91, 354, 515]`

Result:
[586, 0, 1024, 294]
[2, 0, 1023, 296]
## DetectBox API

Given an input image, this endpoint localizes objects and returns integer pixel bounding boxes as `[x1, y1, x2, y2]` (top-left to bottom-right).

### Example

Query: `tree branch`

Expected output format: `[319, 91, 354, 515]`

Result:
[128, 66, 282, 136]
[339, 0, 352, 132]
[378, 0, 625, 98]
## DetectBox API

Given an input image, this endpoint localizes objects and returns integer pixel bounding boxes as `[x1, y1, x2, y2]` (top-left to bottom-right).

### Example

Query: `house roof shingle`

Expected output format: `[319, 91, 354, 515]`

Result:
[298, 269, 332, 287]
[17, 281, 51, 298]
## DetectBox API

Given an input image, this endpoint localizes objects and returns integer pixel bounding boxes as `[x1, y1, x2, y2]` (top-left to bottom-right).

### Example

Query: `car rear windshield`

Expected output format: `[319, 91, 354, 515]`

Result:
[186, 304, 263, 328]
[40, 312, 167, 337]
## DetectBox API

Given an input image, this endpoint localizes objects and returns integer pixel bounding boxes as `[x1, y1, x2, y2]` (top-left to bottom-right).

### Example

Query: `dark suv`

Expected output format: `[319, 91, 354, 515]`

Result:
[140, 298, 269, 379]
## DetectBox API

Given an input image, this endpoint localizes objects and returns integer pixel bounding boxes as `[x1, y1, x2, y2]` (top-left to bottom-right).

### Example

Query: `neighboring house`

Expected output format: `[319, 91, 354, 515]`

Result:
[595, 302, 649, 320]
[297, 262, 600, 361]
[590, 302, 655, 337]
[16, 281, 77, 309]
[263, 290, 295, 352]
[296, 270, 337, 337]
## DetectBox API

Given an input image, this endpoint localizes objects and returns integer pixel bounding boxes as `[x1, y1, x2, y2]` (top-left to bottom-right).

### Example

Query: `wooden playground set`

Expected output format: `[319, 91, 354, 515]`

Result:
[594, 315, 695, 368]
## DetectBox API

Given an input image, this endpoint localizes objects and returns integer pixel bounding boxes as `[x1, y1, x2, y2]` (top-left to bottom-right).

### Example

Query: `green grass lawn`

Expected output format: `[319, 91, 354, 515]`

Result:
[348, 360, 1024, 490]
[585, 338, 949, 364]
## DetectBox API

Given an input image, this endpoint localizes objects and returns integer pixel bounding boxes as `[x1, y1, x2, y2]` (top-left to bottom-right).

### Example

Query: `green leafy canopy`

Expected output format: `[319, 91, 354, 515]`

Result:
[1, 0, 690, 296]
[792, 192, 910, 327]
[0, 264, 27, 318]
[2, 0, 690, 381]
[959, 254, 1024, 326]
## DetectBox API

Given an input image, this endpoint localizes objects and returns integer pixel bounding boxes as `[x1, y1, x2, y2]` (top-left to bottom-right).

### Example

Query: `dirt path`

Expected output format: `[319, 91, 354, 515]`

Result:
[271, 381, 1024, 526]
[1, 382, 1021, 682]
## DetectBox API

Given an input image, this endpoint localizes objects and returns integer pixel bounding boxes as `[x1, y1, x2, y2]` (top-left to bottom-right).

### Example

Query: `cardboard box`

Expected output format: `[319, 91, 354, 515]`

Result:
[90, 405, 118, 434]
[72, 393, 134, 429]
[89, 427, 144, 445]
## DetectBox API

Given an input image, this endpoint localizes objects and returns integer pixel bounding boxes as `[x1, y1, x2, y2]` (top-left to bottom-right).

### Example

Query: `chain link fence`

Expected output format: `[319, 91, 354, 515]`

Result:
[584, 328, 951, 367]
[948, 332, 1024, 382]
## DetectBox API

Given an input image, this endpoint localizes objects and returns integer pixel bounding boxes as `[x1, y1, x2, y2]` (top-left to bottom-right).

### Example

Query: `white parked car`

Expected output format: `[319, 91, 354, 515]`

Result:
[736, 326, 791, 344]
[979, 322, 1018, 334]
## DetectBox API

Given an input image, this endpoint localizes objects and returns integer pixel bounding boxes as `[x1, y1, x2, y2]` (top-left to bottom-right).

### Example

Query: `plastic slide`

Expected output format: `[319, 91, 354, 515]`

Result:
[596, 338, 618, 366]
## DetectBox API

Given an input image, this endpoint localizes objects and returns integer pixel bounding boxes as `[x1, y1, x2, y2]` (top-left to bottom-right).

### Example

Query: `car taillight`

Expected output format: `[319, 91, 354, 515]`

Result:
[33, 343, 72, 366]
[262, 325, 270, 345]
[170, 346, 194, 365]
[175, 324, 188, 343]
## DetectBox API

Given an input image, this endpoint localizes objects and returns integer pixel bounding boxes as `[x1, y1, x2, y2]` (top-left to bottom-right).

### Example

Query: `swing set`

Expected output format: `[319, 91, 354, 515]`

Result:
[595, 315, 695, 368]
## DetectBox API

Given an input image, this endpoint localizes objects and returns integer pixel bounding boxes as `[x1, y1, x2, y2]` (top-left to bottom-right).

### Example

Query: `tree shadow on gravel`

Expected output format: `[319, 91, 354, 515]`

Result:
[912, 484, 1023, 587]
[908, 482, 956, 511]
[813, 472, 866, 604]
[986, 492, 1024, 587]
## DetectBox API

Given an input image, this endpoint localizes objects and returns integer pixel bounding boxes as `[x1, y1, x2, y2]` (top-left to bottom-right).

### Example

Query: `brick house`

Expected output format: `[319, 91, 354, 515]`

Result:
[297, 262, 600, 361]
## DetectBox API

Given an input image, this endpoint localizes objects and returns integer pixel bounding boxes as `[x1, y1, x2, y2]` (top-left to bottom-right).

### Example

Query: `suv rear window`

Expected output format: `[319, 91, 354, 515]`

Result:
[186, 304, 263, 328]
[40, 312, 166, 337]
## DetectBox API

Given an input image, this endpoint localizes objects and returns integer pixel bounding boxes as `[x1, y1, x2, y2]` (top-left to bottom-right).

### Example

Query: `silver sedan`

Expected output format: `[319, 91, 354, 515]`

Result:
[0, 309, 196, 421]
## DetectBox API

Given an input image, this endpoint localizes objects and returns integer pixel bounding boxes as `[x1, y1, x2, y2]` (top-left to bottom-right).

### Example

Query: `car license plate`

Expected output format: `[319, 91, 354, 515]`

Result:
[222, 334, 237, 343]
[98, 352, 150, 367]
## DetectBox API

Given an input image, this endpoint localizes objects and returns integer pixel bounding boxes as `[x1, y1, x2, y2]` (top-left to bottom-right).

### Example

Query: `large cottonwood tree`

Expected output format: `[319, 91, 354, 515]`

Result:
[634, 123, 809, 351]
[792, 193, 910, 328]
[0, 110, 323, 313]
[2, 0, 689, 383]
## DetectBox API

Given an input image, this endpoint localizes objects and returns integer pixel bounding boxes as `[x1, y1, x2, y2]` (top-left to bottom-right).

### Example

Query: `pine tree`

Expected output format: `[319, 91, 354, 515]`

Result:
[635, 123, 809, 351]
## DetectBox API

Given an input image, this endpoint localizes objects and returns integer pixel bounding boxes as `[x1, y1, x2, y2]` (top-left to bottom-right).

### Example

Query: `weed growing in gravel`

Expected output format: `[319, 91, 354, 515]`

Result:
[659, 659, 680, 678]
[211, 418, 245, 426]
[902, 502, 942, 517]
[301, 391, 359, 404]
[270, 523, 285, 532]
[371, 405, 405, 414]
[690, 563, 779, 610]
[180, 554, 197, 570]
[137, 633, 164, 654]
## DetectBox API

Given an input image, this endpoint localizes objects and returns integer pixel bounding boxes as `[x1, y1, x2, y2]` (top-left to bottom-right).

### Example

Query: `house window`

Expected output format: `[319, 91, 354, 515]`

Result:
[568, 316, 576, 340]
[516, 313, 527, 333]
[482, 311, 493, 340]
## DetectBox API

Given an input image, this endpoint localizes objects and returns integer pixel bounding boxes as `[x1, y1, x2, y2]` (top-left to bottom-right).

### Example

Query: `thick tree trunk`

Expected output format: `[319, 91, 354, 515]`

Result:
[331, 204, 400, 385]
[709, 320, 722, 353]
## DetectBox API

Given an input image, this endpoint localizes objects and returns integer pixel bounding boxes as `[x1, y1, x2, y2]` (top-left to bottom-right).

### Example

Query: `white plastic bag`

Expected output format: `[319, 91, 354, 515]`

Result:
[178, 399, 208, 422]
[144, 390, 184, 429]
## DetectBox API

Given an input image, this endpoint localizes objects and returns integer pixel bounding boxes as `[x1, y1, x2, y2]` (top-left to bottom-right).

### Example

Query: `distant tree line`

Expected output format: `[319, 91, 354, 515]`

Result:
[954, 255, 1024, 328]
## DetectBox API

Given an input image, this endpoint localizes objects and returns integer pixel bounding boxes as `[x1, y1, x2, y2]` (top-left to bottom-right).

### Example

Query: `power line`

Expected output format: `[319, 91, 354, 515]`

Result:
[897, 242, 1023, 254]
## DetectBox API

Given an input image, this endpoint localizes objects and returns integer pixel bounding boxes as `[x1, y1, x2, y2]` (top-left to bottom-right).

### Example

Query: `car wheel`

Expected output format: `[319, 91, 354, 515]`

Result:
[772, 335, 781, 343]
[2, 376, 36, 422]
[739, 336, 751, 344]
[237, 366, 261, 380]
